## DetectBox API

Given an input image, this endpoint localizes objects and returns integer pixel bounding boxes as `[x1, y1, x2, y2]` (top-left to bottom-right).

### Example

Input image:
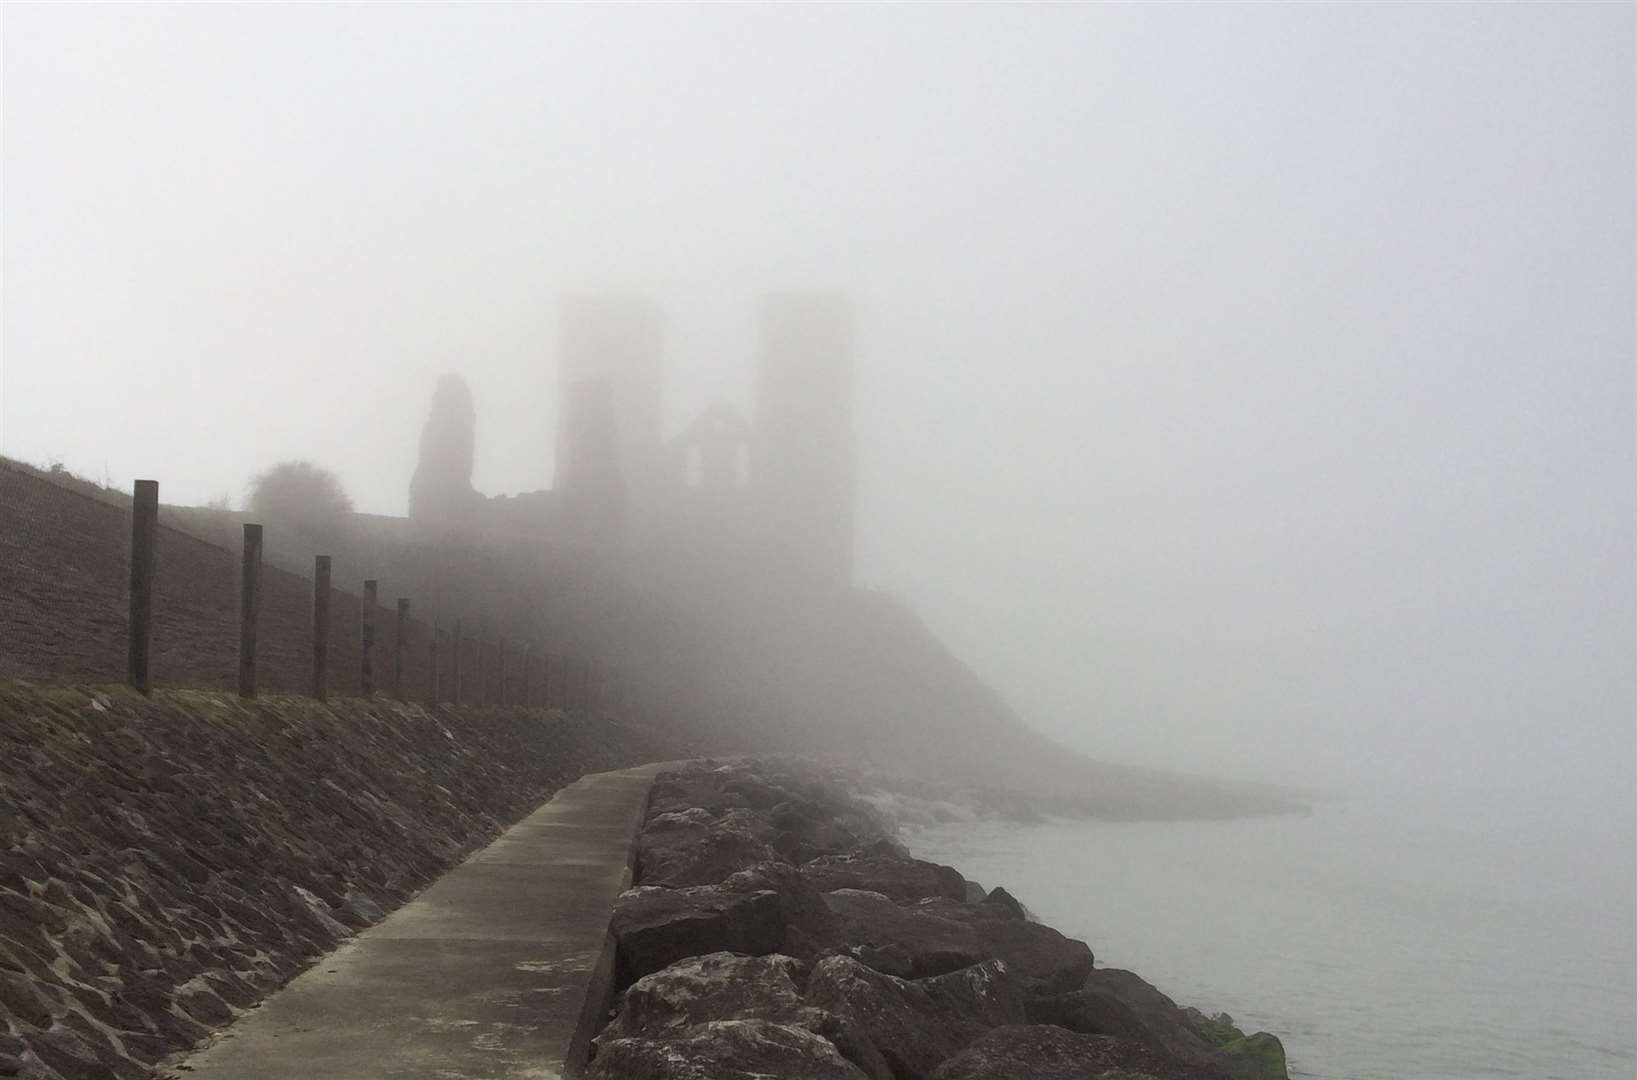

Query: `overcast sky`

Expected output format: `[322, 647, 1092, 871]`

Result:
[4, 3, 1632, 832]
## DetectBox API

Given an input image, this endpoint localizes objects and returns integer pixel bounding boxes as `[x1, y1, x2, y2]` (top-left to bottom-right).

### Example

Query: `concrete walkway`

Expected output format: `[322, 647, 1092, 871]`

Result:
[173, 762, 668, 1080]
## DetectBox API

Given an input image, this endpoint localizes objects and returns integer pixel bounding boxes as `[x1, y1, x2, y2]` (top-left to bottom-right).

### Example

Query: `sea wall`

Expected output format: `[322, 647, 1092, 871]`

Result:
[593, 758, 1289, 1080]
[0, 462, 598, 702]
[0, 682, 685, 1080]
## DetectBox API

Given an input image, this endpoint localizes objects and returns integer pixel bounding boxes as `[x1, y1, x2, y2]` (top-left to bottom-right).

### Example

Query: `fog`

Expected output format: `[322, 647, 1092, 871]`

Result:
[4, 4, 1632, 840]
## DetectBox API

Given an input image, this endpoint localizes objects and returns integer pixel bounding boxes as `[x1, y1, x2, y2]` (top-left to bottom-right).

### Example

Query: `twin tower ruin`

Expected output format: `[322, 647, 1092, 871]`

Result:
[409, 293, 854, 587]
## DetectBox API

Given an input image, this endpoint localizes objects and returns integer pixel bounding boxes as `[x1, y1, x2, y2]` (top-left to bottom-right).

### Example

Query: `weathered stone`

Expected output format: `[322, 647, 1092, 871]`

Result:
[801, 853, 967, 902]
[604, 952, 808, 1037]
[805, 956, 1026, 1080]
[1212, 1032, 1288, 1080]
[175, 985, 235, 1028]
[1031, 968, 1218, 1062]
[721, 775, 786, 811]
[823, 890, 986, 979]
[649, 808, 714, 831]
[931, 1025, 1225, 1080]
[597, 951, 892, 1080]
[0, 887, 67, 937]
[78, 987, 153, 1033]
[845, 941, 916, 979]
[716, 809, 777, 843]
[648, 773, 751, 819]
[1173, 1007, 1287, 1080]
[112, 1029, 176, 1065]
[27, 1025, 116, 1080]
[636, 818, 780, 888]
[1028, 980, 1155, 1045]
[769, 800, 860, 862]
[201, 969, 261, 1010]
[588, 1018, 872, 1080]
[979, 886, 1027, 921]
[0, 969, 55, 1027]
[918, 898, 1093, 995]
[720, 861, 840, 960]
[611, 886, 784, 984]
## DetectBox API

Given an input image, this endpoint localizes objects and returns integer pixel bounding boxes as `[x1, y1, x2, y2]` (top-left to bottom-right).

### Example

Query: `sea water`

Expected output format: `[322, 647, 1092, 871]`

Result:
[908, 798, 1635, 1080]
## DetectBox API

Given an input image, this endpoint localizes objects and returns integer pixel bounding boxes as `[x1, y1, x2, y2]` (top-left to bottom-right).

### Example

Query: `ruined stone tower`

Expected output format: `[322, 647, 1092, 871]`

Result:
[754, 292, 855, 585]
[556, 378, 627, 546]
[408, 373, 483, 528]
[556, 295, 664, 525]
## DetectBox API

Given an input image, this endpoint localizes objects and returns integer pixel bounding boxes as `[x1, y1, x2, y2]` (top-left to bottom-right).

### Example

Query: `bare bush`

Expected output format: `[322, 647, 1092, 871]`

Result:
[247, 460, 352, 540]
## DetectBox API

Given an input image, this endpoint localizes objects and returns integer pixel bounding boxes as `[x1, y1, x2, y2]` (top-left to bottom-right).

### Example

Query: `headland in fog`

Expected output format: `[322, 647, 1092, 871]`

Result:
[1, 293, 1303, 822]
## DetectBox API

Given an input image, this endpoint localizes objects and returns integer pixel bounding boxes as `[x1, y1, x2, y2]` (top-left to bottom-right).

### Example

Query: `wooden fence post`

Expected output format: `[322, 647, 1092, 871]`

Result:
[238, 524, 262, 699]
[452, 619, 463, 705]
[361, 579, 378, 697]
[126, 480, 158, 694]
[479, 637, 490, 706]
[393, 599, 409, 700]
[521, 644, 533, 706]
[498, 637, 508, 706]
[542, 652, 553, 710]
[312, 555, 331, 701]
[428, 621, 439, 705]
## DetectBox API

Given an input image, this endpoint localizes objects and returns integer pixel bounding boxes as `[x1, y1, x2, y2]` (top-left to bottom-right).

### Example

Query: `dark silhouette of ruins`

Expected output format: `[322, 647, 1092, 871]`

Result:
[406, 292, 855, 587]
[407, 374, 483, 527]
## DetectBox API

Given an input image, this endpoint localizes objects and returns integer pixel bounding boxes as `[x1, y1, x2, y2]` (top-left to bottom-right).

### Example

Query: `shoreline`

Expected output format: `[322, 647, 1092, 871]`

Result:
[591, 756, 1290, 1079]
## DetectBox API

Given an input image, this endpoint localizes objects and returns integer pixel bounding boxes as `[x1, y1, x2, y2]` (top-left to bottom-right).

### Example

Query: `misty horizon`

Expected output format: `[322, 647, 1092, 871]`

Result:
[3, 2, 1631, 835]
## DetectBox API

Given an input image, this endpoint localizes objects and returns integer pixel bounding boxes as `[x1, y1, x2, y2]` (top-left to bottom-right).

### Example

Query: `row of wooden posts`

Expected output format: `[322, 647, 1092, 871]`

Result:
[122, 479, 607, 709]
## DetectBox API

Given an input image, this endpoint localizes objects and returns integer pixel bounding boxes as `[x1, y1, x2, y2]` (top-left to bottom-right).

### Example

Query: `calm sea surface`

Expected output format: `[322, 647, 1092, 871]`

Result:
[908, 800, 1635, 1080]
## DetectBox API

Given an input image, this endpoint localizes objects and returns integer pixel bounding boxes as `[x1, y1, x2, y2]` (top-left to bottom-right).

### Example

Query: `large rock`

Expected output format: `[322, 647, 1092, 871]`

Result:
[598, 952, 892, 1080]
[823, 889, 987, 979]
[800, 853, 967, 902]
[1029, 969, 1285, 1078]
[822, 886, 1092, 991]
[1181, 1008, 1288, 1080]
[636, 816, 779, 888]
[1211, 1032, 1288, 1080]
[911, 897, 1094, 995]
[721, 862, 841, 960]
[931, 1025, 1226, 1080]
[610, 886, 783, 984]
[588, 1019, 873, 1080]
[647, 771, 752, 819]
[769, 799, 864, 863]
[1029, 968, 1212, 1059]
[978, 886, 1028, 921]
[805, 956, 1026, 1080]
[603, 952, 808, 1037]
[1027, 979, 1154, 1046]
[646, 766, 792, 820]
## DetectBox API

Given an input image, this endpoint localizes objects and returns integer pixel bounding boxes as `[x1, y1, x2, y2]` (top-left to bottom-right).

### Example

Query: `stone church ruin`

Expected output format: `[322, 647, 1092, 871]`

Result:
[406, 292, 855, 589]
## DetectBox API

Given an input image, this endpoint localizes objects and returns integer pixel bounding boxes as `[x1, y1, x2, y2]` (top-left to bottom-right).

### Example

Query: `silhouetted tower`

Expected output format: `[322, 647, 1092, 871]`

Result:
[409, 373, 483, 527]
[556, 295, 663, 521]
[754, 292, 854, 584]
[557, 378, 627, 545]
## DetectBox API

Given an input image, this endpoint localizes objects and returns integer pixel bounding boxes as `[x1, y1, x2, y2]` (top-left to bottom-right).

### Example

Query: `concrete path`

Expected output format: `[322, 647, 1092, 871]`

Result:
[173, 762, 668, 1080]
